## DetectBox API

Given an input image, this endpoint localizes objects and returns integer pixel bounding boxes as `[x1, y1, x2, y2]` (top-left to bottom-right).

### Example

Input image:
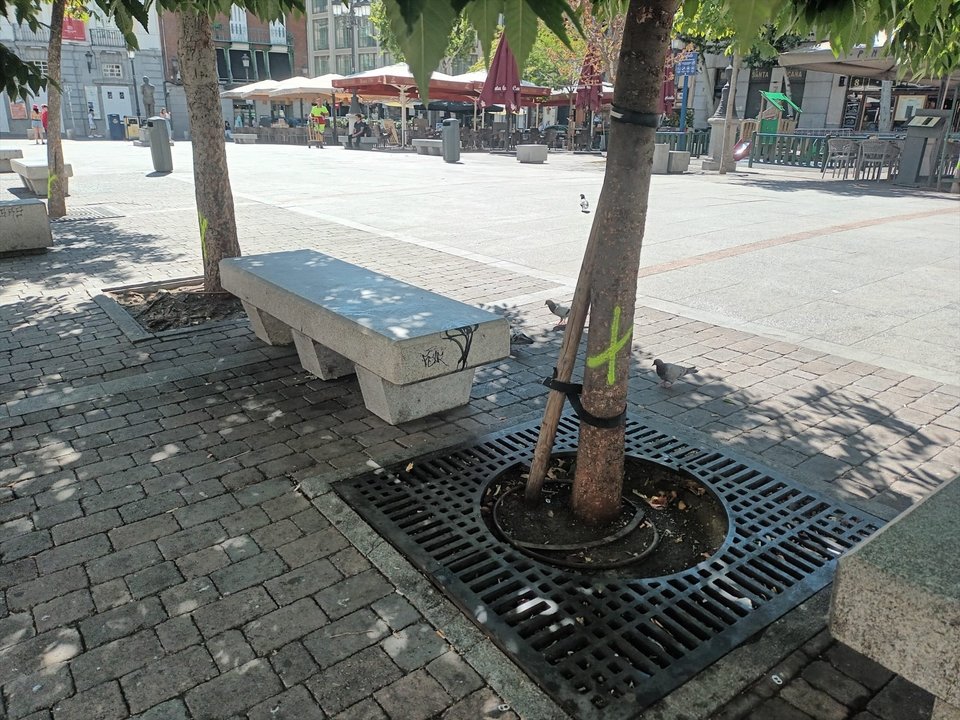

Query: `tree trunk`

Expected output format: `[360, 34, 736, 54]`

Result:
[177, 10, 241, 292]
[570, 0, 678, 524]
[46, 0, 67, 218]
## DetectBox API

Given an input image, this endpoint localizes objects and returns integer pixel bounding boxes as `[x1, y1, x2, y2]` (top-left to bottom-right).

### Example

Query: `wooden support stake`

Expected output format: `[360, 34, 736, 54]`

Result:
[524, 220, 602, 503]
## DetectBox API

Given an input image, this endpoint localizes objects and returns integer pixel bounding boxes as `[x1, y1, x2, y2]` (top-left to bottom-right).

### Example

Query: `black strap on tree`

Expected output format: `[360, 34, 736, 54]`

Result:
[542, 369, 627, 429]
[610, 105, 660, 128]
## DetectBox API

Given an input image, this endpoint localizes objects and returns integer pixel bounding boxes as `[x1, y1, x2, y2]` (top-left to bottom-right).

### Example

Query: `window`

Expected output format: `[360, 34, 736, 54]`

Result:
[313, 55, 330, 76]
[334, 16, 350, 49]
[312, 18, 329, 50]
[357, 52, 378, 72]
[33, 60, 49, 76]
[312, 0, 327, 13]
[335, 54, 353, 75]
[103, 63, 122, 78]
[357, 17, 376, 48]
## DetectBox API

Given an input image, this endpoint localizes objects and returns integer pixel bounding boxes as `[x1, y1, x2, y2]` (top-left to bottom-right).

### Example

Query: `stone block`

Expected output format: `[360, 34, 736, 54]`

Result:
[0, 147, 24, 172]
[0, 199, 52, 254]
[9, 159, 73, 197]
[831, 477, 960, 707]
[652, 143, 669, 174]
[355, 364, 475, 425]
[516, 144, 547, 163]
[668, 150, 691, 173]
[232, 133, 257, 143]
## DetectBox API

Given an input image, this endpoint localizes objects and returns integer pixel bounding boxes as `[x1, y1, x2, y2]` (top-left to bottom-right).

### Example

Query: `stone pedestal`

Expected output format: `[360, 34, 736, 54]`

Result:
[652, 143, 669, 174]
[701, 118, 741, 172]
[668, 151, 691, 173]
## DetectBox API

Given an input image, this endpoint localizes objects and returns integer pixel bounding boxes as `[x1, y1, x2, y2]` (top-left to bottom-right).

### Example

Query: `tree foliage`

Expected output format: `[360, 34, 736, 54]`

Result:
[370, 0, 479, 71]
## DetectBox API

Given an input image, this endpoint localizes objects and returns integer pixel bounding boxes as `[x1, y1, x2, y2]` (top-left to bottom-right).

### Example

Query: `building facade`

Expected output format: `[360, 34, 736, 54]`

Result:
[1, 8, 164, 138]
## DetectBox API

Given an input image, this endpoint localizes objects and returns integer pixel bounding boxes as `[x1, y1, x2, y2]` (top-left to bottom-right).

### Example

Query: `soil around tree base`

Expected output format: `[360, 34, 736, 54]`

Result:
[484, 454, 728, 579]
[106, 280, 245, 333]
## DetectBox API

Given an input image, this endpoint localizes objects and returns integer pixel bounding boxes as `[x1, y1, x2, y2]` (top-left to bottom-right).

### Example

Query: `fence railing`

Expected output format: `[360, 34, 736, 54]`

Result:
[654, 129, 711, 157]
[89, 27, 126, 47]
[748, 133, 826, 168]
[13, 26, 50, 42]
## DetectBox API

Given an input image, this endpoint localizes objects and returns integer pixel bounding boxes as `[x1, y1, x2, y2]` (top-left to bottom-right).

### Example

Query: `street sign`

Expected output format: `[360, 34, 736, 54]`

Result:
[675, 52, 699, 76]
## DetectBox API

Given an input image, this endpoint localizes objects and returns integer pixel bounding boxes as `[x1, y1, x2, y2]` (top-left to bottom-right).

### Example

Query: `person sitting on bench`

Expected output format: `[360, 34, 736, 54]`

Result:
[348, 113, 370, 148]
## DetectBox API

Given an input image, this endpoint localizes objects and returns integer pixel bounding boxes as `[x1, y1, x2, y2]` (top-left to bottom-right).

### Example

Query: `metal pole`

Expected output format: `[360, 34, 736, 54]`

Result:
[130, 57, 141, 118]
[679, 73, 689, 150]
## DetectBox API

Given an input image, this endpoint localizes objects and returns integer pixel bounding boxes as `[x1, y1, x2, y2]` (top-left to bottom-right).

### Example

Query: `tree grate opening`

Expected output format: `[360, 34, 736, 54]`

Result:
[335, 415, 883, 719]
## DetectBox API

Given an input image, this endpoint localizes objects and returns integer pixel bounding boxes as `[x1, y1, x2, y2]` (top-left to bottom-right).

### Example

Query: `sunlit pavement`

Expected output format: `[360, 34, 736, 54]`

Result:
[0, 136, 957, 719]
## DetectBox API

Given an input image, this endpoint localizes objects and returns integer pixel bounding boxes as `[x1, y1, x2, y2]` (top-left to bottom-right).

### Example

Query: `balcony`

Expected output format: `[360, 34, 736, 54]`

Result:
[212, 24, 294, 47]
[13, 26, 50, 43]
[89, 27, 126, 47]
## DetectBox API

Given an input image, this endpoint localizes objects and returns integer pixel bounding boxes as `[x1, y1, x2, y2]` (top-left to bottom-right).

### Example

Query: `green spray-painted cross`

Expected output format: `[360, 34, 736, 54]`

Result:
[586, 305, 633, 385]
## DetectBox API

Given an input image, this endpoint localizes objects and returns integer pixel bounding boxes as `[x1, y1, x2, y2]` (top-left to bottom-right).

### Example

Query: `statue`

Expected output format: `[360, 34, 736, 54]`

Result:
[141, 76, 156, 117]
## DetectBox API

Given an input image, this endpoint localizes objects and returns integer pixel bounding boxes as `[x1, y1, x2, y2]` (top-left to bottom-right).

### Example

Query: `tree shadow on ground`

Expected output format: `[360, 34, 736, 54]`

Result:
[733, 174, 960, 199]
[0, 218, 192, 292]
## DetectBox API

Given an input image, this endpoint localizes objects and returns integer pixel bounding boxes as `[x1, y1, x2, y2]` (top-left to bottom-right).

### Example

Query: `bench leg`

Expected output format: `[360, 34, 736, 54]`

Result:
[241, 301, 292, 345]
[292, 329, 355, 380]
[355, 365, 475, 425]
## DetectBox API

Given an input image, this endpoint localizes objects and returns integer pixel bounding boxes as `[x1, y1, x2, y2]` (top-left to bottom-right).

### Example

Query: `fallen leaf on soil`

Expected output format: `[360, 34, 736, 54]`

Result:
[405, 462, 414, 472]
[677, 500, 688, 511]
[646, 490, 677, 510]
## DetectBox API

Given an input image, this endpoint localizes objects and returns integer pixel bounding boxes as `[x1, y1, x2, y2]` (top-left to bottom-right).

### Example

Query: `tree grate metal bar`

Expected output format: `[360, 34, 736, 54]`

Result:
[50, 205, 123, 222]
[335, 415, 883, 719]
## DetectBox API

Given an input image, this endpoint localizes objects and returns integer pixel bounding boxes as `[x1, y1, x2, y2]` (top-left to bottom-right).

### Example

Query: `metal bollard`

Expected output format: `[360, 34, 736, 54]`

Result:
[146, 117, 173, 173]
[441, 118, 460, 164]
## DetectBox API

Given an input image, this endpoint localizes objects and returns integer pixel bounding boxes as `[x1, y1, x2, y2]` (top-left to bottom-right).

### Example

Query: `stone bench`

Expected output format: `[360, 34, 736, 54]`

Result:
[412, 138, 443, 156]
[0, 148, 24, 173]
[220, 250, 509, 424]
[0, 199, 52, 254]
[233, 133, 258, 144]
[668, 150, 691, 173]
[9, 159, 73, 197]
[343, 136, 377, 149]
[831, 477, 959, 720]
[516, 144, 548, 164]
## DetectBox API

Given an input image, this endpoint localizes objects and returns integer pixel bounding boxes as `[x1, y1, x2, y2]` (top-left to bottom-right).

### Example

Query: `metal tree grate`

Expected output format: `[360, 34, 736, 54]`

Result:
[335, 415, 883, 719]
[50, 205, 123, 222]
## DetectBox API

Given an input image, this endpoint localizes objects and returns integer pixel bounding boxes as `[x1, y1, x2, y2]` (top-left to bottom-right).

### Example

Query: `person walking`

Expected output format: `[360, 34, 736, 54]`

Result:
[159, 107, 174, 145]
[88, 108, 98, 137]
[309, 101, 329, 148]
[30, 104, 43, 144]
[40, 104, 49, 143]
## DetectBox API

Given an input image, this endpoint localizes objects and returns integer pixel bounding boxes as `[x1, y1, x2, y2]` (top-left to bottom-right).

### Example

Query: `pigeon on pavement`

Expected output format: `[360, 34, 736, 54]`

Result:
[653, 359, 698, 387]
[510, 329, 535, 346]
[545, 299, 570, 328]
[579, 194, 590, 213]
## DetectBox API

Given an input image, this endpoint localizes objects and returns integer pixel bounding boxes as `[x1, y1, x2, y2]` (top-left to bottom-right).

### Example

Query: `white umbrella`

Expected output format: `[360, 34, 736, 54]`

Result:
[220, 79, 281, 100]
[267, 74, 347, 100]
[778, 42, 897, 80]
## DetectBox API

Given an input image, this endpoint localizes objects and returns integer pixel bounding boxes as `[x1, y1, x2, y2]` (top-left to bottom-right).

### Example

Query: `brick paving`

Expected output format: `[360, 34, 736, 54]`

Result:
[2, 144, 959, 718]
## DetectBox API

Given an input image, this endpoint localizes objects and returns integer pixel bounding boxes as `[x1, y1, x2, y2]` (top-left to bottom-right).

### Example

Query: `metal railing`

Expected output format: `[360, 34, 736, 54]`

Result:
[89, 27, 126, 47]
[747, 133, 826, 168]
[213, 24, 295, 46]
[654, 129, 711, 157]
[13, 26, 50, 42]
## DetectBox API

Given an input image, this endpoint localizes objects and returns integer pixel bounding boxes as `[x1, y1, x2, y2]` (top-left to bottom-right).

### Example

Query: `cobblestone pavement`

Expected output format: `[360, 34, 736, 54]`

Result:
[1, 141, 958, 719]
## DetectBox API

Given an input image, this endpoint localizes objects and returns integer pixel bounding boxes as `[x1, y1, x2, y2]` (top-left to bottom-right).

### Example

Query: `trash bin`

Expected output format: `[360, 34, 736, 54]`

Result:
[441, 118, 460, 163]
[107, 114, 124, 141]
[146, 116, 173, 173]
[124, 116, 141, 140]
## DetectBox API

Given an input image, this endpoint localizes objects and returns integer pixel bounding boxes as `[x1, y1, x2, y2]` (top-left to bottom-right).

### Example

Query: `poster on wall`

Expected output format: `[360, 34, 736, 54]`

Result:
[894, 95, 927, 122]
[9, 100, 27, 119]
[84, 86, 101, 119]
[62, 18, 86, 41]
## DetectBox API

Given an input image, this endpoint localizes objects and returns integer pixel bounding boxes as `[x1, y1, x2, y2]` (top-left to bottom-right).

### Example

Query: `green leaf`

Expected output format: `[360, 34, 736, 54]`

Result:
[502, 0, 539, 73]
[464, 0, 504, 66]
[384, 0, 458, 102]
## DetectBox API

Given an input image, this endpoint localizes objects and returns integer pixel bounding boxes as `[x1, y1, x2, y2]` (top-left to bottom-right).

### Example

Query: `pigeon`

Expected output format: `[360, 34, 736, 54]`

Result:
[653, 359, 698, 387]
[510, 329, 535, 346]
[545, 299, 570, 328]
[579, 194, 590, 213]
